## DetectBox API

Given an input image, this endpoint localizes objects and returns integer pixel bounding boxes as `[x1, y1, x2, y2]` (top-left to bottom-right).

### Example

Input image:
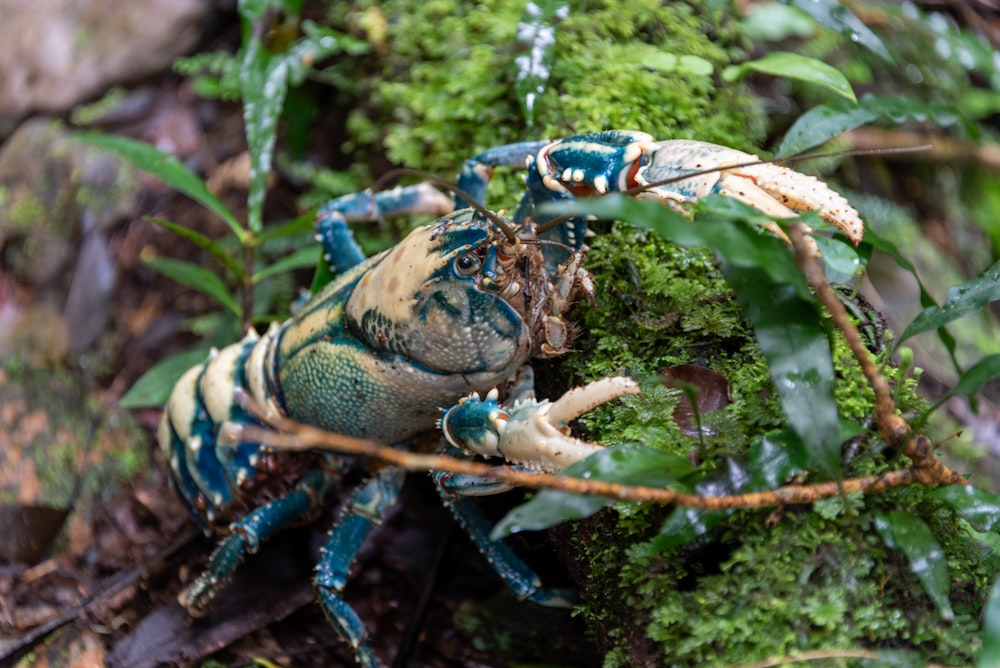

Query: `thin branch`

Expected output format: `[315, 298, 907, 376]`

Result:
[788, 223, 965, 487]
[239, 417, 948, 511]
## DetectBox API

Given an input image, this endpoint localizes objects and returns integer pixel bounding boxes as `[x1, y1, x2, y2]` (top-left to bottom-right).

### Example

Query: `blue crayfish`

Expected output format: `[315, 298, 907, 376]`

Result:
[158, 130, 864, 666]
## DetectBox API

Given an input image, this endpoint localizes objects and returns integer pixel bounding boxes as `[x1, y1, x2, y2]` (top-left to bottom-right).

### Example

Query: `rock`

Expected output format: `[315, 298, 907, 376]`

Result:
[0, 0, 221, 137]
[0, 118, 141, 286]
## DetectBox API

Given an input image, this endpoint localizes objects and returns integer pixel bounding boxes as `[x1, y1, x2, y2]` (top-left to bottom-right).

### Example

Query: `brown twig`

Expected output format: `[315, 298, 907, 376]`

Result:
[788, 223, 964, 488]
[239, 417, 946, 511]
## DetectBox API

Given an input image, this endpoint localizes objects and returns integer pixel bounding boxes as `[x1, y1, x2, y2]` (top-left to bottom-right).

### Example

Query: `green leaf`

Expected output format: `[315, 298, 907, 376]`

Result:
[929, 485, 1000, 533]
[146, 217, 243, 280]
[777, 94, 967, 157]
[240, 35, 287, 234]
[724, 51, 856, 103]
[742, 2, 815, 42]
[252, 245, 321, 283]
[255, 210, 316, 245]
[545, 196, 811, 298]
[513, 0, 567, 127]
[813, 235, 861, 283]
[861, 226, 960, 373]
[928, 354, 1000, 415]
[723, 263, 841, 478]
[981, 576, 1000, 668]
[653, 434, 805, 552]
[143, 256, 241, 317]
[897, 259, 1000, 345]
[119, 345, 213, 408]
[875, 511, 954, 621]
[780, 0, 893, 63]
[75, 132, 243, 237]
[491, 444, 694, 538]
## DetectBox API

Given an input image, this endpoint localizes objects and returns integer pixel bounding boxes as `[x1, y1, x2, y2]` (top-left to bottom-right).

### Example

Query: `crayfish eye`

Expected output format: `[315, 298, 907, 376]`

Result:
[454, 252, 481, 276]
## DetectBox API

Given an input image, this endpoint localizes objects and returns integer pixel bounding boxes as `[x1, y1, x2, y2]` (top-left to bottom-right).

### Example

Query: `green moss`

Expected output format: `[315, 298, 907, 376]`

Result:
[555, 220, 997, 666]
[329, 0, 763, 188]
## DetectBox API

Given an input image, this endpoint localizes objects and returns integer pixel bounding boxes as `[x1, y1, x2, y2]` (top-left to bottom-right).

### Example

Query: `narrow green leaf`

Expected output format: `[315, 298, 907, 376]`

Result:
[862, 227, 960, 373]
[778, 94, 965, 156]
[980, 576, 1000, 668]
[252, 246, 321, 284]
[928, 354, 1000, 414]
[143, 256, 241, 317]
[725, 51, 856, 103]
[929, 485, 1000, 533]
[255, 210, 316, 245]
[491, 444, 694, 538]
[897, 260, 1000, 344]
[875, 511, 954, 621]
[146, 217, 243, 279]
[119, 346, 213, 408]
[74, 132, 243, 237]
[780, 0, 893, 63]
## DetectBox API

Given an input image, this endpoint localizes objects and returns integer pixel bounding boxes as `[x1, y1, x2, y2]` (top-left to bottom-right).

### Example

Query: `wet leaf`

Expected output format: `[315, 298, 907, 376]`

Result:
[928, 485, 1000, 533]
[491, 444, 694, 538]
[75, 132, 242, 237]
[659, 364, 732, 437]
[897, 259, 1000, 346]
[779, 0, 893, 64]
[0, 503, 70, 564]
[724, 51, 856, 103]
[108, 534, 315, 668]
[120, 345, 214, 408]
[778, 94, 965, 156]
[514, 0, 568, 127]
[875, 510, 954, 621]
[724, 263, 841, 478]
[981, 576, 1000, 668]
[653, 434, 805, 552]
[813, 235, 861, 282]
[142, 256, 241, 317]
[928, 354, 1000, 415]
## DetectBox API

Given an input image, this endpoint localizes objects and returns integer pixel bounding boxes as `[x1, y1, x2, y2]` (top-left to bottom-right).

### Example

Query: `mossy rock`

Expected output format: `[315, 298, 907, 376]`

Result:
[550, 225, 995, 666]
